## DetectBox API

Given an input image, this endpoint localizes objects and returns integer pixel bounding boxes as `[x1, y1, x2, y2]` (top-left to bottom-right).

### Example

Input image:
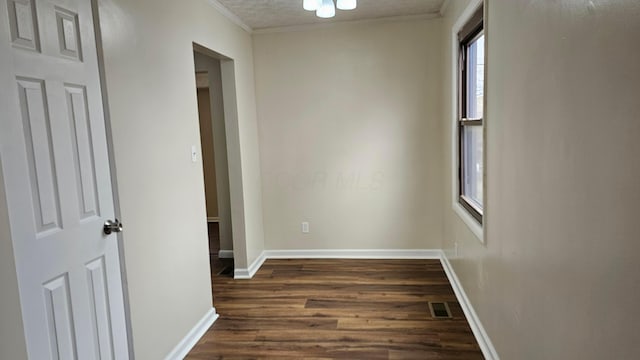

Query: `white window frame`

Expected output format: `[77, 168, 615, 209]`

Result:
[451, 0, 485, 242]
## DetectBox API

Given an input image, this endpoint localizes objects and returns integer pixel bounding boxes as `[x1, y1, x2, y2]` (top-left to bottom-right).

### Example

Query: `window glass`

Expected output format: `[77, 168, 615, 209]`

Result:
[466, 34, 484, 119]
[462, 125, 483, 209]
[457, 5, 484, 224]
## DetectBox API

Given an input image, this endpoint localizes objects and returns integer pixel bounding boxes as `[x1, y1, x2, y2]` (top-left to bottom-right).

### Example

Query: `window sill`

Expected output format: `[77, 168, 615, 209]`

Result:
[453, 202, 484, 243]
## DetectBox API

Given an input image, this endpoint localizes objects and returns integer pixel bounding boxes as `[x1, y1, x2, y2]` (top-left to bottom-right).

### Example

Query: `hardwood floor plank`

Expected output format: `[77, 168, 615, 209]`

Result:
[305, 299, 430, 312]
[212, 318, 338, 331]
[252, 329, 441, 348]
[216, 308, 431, 320]
[336, 318, 475, 333]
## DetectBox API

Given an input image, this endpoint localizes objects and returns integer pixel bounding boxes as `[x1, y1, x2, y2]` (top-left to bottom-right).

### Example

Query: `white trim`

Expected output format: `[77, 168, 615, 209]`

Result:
[91, 2, 135, 357]
[207, 217, 220, 223]
[439, 252, 499, 360]
[439, 0, 451, 16]
[253, 13, 440, 35]
[233, 251, 266, 279]
[218, 249, 234, 259]
[233, 250, 441, 279]
[450, 0, 485, 243]
[164, 308, 219, 360]
[264, 249, 442, 259]
[453, 203, 483, 240]
[206, 0, 253, 33]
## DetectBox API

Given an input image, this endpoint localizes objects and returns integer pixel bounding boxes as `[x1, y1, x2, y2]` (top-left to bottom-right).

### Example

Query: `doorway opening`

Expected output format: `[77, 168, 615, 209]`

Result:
[193, 47, 235, 278]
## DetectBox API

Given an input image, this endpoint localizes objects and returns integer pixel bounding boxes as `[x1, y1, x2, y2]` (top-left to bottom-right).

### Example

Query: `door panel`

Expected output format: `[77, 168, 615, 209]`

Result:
[16, 76, 63, 235]
[0, 0, 129, 358]
[7, 0, 41, 51]
[86, 256, 115, 360]
[43, 274, 78, 360]
[66, 83, 100, 220]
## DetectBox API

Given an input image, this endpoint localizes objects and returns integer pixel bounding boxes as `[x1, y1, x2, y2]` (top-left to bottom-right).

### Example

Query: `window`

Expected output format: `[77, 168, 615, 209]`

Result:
[458, 5, 484, 224]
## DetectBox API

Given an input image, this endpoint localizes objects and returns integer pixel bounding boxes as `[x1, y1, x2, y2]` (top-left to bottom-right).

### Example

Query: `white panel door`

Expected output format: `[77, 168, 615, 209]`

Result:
[0, 0, 129, 359]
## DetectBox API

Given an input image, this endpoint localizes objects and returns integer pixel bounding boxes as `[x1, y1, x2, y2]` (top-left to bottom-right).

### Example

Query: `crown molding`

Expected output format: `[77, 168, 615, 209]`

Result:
[439, 0, 451, 16]
[253, 12, 441, 35]
[205, 1, 444, 36]
[207, 0, 253, 33]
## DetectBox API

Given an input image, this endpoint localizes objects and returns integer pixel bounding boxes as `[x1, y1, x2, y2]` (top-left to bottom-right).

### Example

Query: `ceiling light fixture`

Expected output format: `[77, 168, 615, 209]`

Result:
[336, 0, 357, 11]
[316, 0, 336, 18]
[303, 0, 319, 11]
[304, 0, 356, 19]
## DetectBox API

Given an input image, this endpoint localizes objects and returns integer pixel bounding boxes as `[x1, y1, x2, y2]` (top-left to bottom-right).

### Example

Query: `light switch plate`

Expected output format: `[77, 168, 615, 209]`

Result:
[191, 145, 198, 162]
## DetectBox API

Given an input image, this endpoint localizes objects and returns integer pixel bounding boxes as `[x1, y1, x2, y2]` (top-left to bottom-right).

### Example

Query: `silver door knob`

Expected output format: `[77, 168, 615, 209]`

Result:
[103, 219, 123, 235]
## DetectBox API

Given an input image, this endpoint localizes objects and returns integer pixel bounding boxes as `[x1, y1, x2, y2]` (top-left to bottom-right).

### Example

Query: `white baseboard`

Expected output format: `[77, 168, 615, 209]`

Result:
[439, 252, 499, 360]
[264, 249, 442, 259]
[233, 249, 439, 279]
[234, 251, 266, 279]
[218, 250, 234, 259]
[164, 307, 219, 360]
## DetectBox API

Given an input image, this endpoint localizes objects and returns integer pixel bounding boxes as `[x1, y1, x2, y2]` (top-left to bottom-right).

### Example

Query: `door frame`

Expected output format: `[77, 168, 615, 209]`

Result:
[194, 65, 231, 257]
[91, 0, 134, 357]
[192, 43, 249, 276]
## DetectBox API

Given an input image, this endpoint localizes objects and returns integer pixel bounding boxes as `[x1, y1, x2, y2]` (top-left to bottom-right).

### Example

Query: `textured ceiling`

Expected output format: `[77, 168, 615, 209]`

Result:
[215, 0, 446, 30]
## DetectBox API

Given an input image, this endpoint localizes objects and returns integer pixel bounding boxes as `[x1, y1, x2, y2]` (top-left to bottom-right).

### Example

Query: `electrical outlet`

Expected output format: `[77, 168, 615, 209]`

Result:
[301, 222, 309, 234]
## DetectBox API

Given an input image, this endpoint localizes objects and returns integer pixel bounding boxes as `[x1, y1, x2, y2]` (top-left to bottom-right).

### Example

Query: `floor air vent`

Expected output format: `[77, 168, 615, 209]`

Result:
[428, 302, 452, 319]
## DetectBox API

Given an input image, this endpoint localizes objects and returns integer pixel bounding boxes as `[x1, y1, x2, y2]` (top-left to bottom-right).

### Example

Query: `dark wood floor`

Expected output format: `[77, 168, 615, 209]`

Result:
[208, 222, 220, 255]
[187, 258, 483, 359]
[207, 221, 233, 278]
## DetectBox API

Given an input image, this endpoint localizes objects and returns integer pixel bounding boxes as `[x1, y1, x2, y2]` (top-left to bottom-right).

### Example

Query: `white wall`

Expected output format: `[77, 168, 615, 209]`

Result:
[97, 0, 264, 358]
[4, 1, 637, 358]
[253, 20, 444, 250]
[442, 0, 640, 358]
